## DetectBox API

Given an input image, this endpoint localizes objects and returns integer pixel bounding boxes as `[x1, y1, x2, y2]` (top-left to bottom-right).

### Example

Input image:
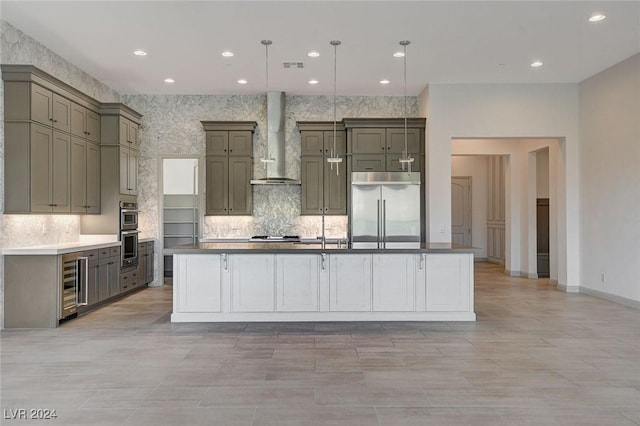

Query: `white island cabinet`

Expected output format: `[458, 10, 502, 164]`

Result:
[169, 246, 475, 322]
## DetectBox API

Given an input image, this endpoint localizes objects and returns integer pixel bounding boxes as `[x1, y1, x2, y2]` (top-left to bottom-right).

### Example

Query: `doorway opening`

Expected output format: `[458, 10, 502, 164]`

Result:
[451, 176, 472, 246]
[160, 157, 201, 281]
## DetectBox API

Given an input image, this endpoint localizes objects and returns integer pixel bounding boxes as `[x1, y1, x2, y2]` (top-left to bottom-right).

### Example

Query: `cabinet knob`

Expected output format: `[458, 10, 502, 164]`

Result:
[49, 118, 54, 121]
[229, 149, 233, 153]
[381, 147, 385, 150]
[53, 119, 58, 123]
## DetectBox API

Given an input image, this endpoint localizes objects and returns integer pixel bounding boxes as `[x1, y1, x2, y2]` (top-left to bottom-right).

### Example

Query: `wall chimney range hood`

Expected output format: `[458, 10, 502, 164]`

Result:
[250, 92, 301, 185]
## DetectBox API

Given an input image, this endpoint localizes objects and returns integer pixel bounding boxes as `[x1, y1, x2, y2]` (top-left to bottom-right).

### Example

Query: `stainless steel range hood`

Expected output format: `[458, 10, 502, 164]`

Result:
[250, 92, 301, 185]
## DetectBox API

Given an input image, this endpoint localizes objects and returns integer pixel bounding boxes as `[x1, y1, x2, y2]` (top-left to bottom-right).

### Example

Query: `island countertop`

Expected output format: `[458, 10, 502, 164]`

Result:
[164, 241, 474, 255]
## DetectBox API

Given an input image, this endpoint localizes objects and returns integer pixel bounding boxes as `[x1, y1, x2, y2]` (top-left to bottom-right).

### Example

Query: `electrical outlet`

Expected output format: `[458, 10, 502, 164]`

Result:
[439, 224, 445, 233]
[601, 273, 606, 283]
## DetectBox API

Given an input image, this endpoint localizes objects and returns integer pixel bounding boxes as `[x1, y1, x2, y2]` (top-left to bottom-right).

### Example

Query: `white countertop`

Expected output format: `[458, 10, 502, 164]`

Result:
[2, 237, 155, 255]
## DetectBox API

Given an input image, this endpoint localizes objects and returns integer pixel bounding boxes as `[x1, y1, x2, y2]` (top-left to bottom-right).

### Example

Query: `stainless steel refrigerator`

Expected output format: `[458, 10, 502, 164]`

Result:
[350, 172, 421, 249]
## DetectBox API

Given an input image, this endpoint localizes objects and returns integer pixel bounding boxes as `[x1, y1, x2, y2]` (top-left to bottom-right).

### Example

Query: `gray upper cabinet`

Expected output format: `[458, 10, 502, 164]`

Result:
[298, 122, 347, 215]
[351, 128, 386, 154]
[202, 121, 256, 216]
[2, 65, 106, 214]
[119, 148, 138, 196]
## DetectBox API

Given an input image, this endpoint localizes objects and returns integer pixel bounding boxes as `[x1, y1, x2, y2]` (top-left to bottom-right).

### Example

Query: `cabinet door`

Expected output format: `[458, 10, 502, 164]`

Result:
[386, 128, 420, 154]
[372, 254, 416, 311]
[324, 130, 346, 155]
[85, 143, 101, 214]
[351, 128, 386, 154]
[119, 117, 130, 145]
[426, 254, 472, 312]
[228, 157, 252, 215]
[127, 120, 138, 147]
[107, 256, 120, 297]
[301, 131, 324, 156]
[228, 131, 252, 156]
[98, 257, 110, 302]
[324, 158, 347, 214]
[206, 131, 228, 155]
[70, 137, 87, 213]
[206, 157, 229, 215]
[301, 157, 324, 215]
[87, 259, 100, 306]
[51, 131, 71, 212]
[52, 94, 71, 133]
[276, 254, 320, 312]
[231, 254, 275, 312]
[128, 149, 139, 195]
[386, 154, 421, 172]
[70, 103, 87, 138]
[85, 109, 100, 143]
[119, 148, 130, 195]
[329, 254, 371, 311]
[176, 255, 222, 312]
[30, 84, 53, 126]
[351, 154, 386, 172]
[146, 245, 154, 284]
[30, 124, 53, 212]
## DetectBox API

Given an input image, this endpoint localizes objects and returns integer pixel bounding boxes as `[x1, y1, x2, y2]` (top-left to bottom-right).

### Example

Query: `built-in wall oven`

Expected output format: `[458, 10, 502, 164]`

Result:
[60, 252, 88, 320]
[120, 201, 140, 267]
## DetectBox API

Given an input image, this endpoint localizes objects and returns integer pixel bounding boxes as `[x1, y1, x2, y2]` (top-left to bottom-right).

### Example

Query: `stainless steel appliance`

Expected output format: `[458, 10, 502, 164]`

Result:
[120, 201, 140, 267]
[120, 201, 138, 230]
[60, 252, 89, 319]
[351, 172, 421, 249]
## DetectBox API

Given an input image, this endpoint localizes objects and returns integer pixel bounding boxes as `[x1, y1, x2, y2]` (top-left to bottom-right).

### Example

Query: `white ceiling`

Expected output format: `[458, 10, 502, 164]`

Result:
[2, 1, 639, 96]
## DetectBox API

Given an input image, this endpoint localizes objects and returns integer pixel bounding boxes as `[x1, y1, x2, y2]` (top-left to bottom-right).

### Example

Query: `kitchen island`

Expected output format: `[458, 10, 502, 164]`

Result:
[166, 241, 475, 322]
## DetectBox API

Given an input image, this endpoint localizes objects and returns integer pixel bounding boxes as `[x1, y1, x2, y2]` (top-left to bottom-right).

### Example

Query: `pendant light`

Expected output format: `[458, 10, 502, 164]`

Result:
[326, 40, 343, 176]
[398, 40, 414, 175]
[260, 39, 275, 171]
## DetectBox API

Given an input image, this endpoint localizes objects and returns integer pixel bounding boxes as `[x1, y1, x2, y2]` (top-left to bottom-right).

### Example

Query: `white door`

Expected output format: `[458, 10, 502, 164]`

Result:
[451, 177, 472, 245]
[276, 254, 320, 312]
[329, 254, 371, 311]
[176, 255, 221, 312]
[372, 254, 416, 311]
[230, 254, 275, 312]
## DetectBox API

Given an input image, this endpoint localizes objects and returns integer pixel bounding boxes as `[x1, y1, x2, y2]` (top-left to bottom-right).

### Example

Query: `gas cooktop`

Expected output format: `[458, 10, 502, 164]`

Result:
[249, 235, 301, 242]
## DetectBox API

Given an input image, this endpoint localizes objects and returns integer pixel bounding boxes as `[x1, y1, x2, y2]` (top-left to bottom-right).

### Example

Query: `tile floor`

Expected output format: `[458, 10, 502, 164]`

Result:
[1, 262, 639, 425]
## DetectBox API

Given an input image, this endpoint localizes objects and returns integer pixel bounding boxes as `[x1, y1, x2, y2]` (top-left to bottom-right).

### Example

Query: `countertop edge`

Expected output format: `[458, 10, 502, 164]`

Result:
[3, 238, 155, 255]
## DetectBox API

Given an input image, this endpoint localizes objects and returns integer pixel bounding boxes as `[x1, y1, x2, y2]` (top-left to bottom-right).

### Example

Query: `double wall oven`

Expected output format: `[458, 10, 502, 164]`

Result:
[120, 201, 139, 267]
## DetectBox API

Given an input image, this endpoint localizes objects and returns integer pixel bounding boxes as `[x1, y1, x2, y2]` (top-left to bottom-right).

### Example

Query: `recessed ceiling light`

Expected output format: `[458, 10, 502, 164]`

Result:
[531, 60, 544, 68]
[393, 51, 405, 58]
[308, 79, 319, 85]
[308, 51, 320, 58]
[222, 51, 234, 57]
[589, 13, 606, 22]
[380, 79, 390, 85]
[237, 79, 247, 84]
[164, 78, 175, 83]
[134, 50, 147, 56]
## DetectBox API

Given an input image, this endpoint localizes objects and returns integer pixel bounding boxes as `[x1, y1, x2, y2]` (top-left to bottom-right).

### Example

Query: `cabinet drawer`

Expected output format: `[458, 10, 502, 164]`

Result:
[110, 246, 121, 257]
[351, 154, 386, 172]
[386, 154, 422, 172]
[84, 249, 99, 261]
[145, 242, 154, 251]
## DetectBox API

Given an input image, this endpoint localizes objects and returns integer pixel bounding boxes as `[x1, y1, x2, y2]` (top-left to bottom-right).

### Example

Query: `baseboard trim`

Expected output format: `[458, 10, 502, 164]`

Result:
[474, 257, 488, 262]
[525, 272, 538, 279]
[550, 278, 558, 285]
[556, 283, 580, 293]
[580, 287, 640, 310]
[504, 269, 520, 277]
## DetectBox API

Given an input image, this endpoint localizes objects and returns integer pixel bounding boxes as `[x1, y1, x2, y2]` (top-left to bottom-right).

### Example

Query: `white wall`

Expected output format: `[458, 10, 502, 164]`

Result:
[429, 84, 580, 289]
[451, 156, 488, 259]
[163, 159, 199, 195]
[579, 53, 640, 304]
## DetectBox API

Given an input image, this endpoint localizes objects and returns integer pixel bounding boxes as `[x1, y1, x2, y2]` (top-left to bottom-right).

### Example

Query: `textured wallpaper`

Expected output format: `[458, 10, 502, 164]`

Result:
[121, 93, 418, 239]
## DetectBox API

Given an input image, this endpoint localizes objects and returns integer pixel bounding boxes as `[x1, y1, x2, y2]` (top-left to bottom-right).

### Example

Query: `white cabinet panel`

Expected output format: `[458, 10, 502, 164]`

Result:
[231, 254, 275, 312]
[176, 255, 221, 313]
[276, 254, 320, 312]
[329, 254, 371, 311]
[372, 254, 416, 311]
[426, 253, 472, 312]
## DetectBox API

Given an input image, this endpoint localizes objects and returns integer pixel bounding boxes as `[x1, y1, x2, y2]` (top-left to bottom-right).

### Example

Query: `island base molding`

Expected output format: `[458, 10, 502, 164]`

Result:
[171, 312, 476, 322]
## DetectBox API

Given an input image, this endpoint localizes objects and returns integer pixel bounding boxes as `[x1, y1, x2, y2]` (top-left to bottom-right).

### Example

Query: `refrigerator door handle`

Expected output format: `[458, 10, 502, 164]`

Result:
[382, 200, 387, 249]
[377, 200, 381, 249]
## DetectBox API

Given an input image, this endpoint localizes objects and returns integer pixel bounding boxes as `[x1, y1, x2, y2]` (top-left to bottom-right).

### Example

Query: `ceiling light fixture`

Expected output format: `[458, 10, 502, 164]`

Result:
[308, 51, 320, 57]
[221, 51, 234, 57]
[398, 40, 414, 174]
[531, 60, 544, 68]
[260, 40, 276, 168]
[134, 50, 147, 56]
[164, 78, 175, 83]
[326, 40, 343, 176]
[589, 13, 606, 22]
[309, 79, 319, 85]
[393, 51, 405, 58]
[380, 79, 390, 85]
[237, 79, 248, 84]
